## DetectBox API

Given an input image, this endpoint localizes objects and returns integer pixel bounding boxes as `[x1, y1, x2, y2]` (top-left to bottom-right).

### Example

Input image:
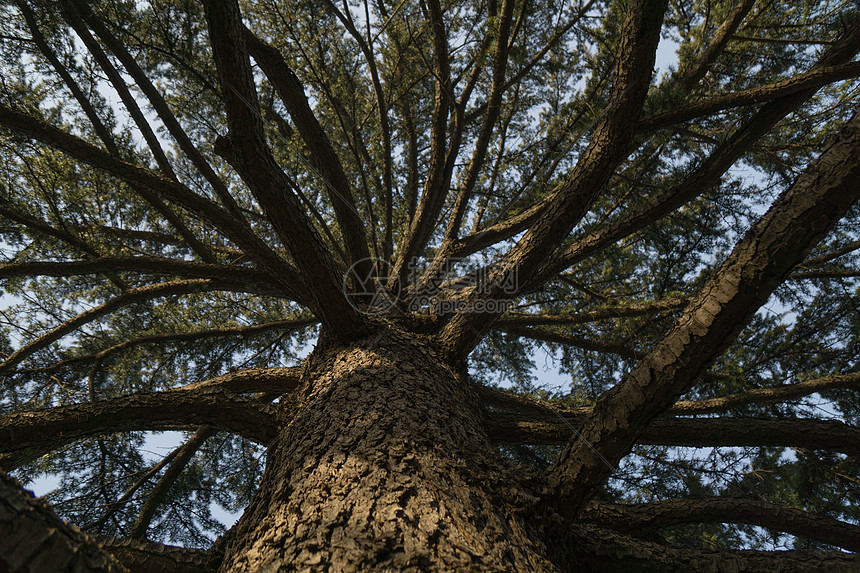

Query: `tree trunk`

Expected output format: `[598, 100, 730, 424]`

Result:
[217, 324, 557, 572]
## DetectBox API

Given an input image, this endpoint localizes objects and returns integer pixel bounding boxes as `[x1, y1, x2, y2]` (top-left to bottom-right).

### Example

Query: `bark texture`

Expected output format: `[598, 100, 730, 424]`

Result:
[218, 325, 556, 572]
[0, 471, 127, 572]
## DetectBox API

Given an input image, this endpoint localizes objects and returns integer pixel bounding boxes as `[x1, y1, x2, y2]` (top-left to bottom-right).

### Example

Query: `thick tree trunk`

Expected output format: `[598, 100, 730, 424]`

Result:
[218, 325, 556, 572]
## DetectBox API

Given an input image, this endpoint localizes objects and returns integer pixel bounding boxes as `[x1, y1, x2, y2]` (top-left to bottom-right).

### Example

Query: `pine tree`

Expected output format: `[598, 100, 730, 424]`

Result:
[1, 0, 859, 570]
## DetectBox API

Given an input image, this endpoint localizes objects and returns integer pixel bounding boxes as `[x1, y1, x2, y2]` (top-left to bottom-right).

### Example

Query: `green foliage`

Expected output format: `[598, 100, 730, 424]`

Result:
[0, 0, 858, 553]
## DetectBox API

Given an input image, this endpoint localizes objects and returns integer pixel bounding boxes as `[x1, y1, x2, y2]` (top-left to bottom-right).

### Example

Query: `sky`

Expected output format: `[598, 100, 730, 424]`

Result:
[16, 18, 686, 537]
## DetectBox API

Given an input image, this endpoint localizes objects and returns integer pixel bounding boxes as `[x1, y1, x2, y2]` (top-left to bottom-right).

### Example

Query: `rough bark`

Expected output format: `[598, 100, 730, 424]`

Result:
[2, 470, 213, 573]
[218, 326, 557, 572]
[97, 536, 216, 573]
[0, 470, 127, 572]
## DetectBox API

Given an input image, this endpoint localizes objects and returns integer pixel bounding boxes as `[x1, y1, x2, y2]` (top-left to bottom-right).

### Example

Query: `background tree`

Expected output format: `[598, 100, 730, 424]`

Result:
[0, 0, 859, 569]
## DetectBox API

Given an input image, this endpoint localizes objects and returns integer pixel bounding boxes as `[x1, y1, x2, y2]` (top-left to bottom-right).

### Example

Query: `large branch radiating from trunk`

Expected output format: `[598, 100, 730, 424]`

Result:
[583, 498, 860, 552]
[443, 0, 517, 242]
[66, 0, 245, 222]
[548, 109, 860, 517]
[0, 471, 127, 572]
[536, 18, 860, 284]
[129, 427, 217, 540]
[97, 536, 217, 573]
[243, 28, 373, 273]
[0, 279, 260, 375]
[448, 17, 860, 271]
[437, 0, 668, 359]
[0, 104, 308, 302]
[406, 0, 520, 296]
[389, 0, 454, 289]
[202, 0, 367, 339]
[55, 4, 219, 265]
[300, 0, 395, 259]
[562, 524, 860, 573]
[0, 372, 293, 468]
[487, 410, 860, 455]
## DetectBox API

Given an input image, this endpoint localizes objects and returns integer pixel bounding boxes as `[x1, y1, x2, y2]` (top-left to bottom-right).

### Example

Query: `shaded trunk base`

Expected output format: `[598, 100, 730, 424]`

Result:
[218, 326, 557, 572]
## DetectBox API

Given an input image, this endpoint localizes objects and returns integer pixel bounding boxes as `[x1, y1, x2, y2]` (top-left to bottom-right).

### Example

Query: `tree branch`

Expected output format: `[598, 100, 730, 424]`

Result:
[0, 202, 130, 291]
[537, 18, 860, 285]
[60, 5, 175, 179]
[311, 1, 394, 258]
[68, 0, 246, 221]
[496, 298, 689, 326]
[0, 257, 272, 283]
[97, 536, 217, 573]
[548, 107, 860, 517]
[129, 426, 217, 540]
[438, 0, 669, 358]
[443, 0, 517, 242]
[15, 322, 314, 375]
[0, 279, 257, 375]
[494, 325, 643, 360]
[561, 523, 860, 572]
[0, 383, 281, 470]
[0, 104, 308, 301]
[641, 61, 860, 132]
[0, 470, 127, 572]
[243, 29, 374, 272]
[389, 0, 454, 289]
[798, 238, 860, 268]
[488, 410, 860, 456]
[464, 0, 599, 124]
[83, 446, 184, 533]
[582, 497, 860, 552]
[202, 0, 367, 338]
[678, 0, 756, 90]
[672, 370, 860, 414]
[16, 0, 116, 155]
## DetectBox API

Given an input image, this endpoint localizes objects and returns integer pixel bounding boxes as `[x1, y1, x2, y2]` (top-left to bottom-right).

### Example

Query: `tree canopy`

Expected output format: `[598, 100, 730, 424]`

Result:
[0, 0, 859, 569]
